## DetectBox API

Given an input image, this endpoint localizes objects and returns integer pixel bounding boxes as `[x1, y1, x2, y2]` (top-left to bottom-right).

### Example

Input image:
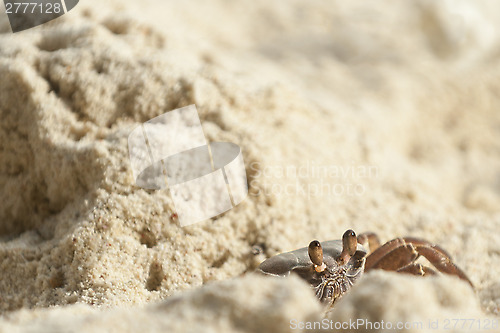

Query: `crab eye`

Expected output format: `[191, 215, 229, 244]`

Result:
[342, 229, 358, 256]
[308, 240, 324, 267]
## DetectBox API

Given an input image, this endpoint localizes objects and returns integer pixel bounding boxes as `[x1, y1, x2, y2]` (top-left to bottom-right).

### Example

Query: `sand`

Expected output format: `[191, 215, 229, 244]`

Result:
[0, 0, 499, 331]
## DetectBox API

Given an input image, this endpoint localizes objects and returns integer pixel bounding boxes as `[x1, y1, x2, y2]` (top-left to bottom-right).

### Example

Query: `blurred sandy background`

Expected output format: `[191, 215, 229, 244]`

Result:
[0, 0, 500, 332]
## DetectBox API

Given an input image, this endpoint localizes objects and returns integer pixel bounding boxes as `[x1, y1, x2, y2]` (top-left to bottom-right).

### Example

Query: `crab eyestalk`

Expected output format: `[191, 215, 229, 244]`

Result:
[338, 229, 357, 265]
[308, 240, 326, 273]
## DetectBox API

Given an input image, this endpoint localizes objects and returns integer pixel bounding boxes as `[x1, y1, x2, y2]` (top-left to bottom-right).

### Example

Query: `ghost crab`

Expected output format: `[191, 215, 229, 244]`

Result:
[258, 230, 473, 307]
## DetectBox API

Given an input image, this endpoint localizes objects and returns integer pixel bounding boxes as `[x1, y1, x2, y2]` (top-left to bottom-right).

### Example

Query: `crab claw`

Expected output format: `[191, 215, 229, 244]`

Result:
[338, 229, 357, 265]
[308, 240, 326, 272]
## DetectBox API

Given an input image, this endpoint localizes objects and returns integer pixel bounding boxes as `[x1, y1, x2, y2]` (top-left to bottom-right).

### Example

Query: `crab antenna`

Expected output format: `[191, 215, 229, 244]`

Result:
[338, 229, 357, 265]
[308, 240, 326, 272]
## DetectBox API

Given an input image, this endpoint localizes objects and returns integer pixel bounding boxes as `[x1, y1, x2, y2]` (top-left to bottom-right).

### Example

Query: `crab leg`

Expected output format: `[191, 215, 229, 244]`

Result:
[401, 237, 473, 287]
[357, 232, 381, 253]
[365, 237, 473, 287]
[397, 263, 437, 276]
[364, 238, 418, 271]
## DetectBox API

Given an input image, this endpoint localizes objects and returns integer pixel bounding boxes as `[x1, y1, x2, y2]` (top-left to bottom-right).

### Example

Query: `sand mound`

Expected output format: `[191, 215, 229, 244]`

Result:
[0, 273, 488, 333]
[0, 0, 499, 331]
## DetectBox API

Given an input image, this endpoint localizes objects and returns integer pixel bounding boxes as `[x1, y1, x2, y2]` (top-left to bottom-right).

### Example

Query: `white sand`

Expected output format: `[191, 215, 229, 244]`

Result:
[0, 0, 499, 331]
